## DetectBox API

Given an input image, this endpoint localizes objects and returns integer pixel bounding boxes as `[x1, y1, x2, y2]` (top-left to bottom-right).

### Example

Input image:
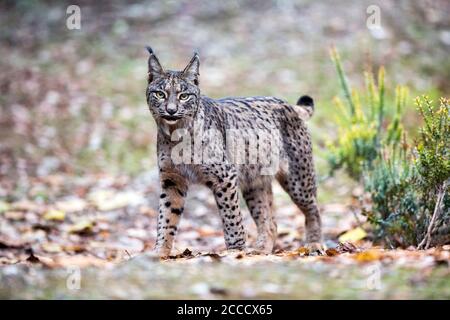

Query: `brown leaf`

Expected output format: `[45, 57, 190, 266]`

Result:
[0, 237, 27, 249]
[4, 211, 25, 221]
[25, 250, 40, 263]
[169, 248, 195, 259]
[202, 253, 222, 261]
[325, 248, 340, 256]
[297, 247, 310, 256]
[68, 220, 95, 235]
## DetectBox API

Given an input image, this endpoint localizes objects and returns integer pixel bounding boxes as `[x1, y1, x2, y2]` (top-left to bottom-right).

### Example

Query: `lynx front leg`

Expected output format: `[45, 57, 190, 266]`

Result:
[154, 173, 188, 257]
[205, 169, 246, 250]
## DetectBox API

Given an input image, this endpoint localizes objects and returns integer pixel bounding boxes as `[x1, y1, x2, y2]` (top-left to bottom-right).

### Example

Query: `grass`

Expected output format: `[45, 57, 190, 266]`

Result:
[1, 258, 449, 299]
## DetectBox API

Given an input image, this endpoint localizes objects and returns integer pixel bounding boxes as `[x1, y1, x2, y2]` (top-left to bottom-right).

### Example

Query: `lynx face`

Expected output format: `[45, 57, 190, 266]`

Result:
[146, 47, 200, 126]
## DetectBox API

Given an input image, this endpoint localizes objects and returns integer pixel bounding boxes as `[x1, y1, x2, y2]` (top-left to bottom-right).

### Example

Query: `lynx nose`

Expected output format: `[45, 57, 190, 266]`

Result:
[166, 103, 177, 115]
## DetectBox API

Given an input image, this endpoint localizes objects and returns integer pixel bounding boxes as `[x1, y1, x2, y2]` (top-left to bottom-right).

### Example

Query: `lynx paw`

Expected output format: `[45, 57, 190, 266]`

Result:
[144, 248, 170, 260]
[305, 242, 325, 255]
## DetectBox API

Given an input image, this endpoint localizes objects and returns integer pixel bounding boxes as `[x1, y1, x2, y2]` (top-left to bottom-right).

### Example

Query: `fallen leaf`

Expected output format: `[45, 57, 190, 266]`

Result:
[25, 250, 40, 263]
[42, 242, 63, 253]
[43, 209, 66, 221]
[202, 253, 222, 261]
[63, 244, 86, 253]
[0, 237, 27, 249]
[69, 220, 94, 235]
[0, 201, 11, 213]
[337, 241, 359, 253]
[4, 211, 25, 220]
[209, 287, 228, 296]
[55, 198, 87, 212]
[169, 248, 195, 259]
[326, 248, 340, 256]
[354, 249, 382, 262]
[11, 200, 39, 212]
[338, 227, 367, 243]
[297, 247, 310, 256]
[88, 190, 143, 211]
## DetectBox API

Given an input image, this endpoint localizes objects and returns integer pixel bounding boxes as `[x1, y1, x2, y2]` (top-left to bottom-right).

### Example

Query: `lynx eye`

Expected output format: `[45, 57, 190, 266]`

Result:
[179, 93, 189, 101]
[153, 91, 166, 99]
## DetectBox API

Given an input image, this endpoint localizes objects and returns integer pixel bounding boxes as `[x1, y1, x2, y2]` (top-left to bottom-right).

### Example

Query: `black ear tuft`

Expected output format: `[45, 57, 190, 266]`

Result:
[146, 46, 164, 82]
[297, 95, 314, 107]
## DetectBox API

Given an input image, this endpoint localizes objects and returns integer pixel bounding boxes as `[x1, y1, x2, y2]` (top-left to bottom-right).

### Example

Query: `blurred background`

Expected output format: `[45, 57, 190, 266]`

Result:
[1, 0, 448, 182]
[0, 0, 449, 299]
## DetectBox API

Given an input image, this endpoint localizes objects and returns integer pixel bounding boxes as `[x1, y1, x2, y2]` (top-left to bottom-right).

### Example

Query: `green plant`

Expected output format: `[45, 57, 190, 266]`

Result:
[327, 47, 449, 248]
[415, 96, 449, 249]
[363, 144, 423, 247]
[363, 97, 449, 248]
[327, 47, 407, 180]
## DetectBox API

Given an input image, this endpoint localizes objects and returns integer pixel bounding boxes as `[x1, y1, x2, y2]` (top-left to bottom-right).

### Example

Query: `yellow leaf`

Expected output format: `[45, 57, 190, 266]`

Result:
[69, 220, 94, 234]
[0, 201, 10, 213]
[297, 247, 310, 256]
[42, 242, 63, 253]
[354, 249, 382, 262]
[43, 209, 66, 221]
[338, 227, 367, 243]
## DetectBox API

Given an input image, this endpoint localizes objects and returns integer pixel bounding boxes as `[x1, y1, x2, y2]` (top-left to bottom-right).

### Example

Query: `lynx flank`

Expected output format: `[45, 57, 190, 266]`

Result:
[145, 47, 322, 257]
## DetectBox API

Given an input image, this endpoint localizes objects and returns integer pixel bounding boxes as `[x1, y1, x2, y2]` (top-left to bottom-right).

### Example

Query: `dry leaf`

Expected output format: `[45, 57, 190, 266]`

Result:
[354, 249, 382, 262]
[297, 247, 310, 256]
[11, 200, 40, 212]
[55, 198, 87, 212]
[338, 227, 367, 243]
[42, 242, 63, 253]
[69, 220, 94, 235]
[0, 201, 11, 213]
[0, 237, 27, 249]
[325, 248, 340, 256]
[89, 190, 143, 211]
[337, 241, 359, 253]
[4, 211, 25, 221]
[43, 209, 66, 221]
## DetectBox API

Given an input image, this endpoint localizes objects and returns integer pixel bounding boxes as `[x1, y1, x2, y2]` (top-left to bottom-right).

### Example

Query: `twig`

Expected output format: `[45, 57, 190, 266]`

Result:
[418, 180, 448, 249]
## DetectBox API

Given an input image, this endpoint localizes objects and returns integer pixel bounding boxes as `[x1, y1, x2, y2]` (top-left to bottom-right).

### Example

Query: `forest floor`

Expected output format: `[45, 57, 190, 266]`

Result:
[1, 171, 449, 299]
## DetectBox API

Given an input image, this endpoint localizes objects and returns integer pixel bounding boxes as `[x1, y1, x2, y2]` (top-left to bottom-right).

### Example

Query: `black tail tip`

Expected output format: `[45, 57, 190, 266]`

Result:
[145, 46, 154, 55]
[297, 95, 314, 107]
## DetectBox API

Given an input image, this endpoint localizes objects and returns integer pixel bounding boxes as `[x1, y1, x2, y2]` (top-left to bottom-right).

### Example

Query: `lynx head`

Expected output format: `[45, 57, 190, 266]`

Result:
[145, 47, 200, 130]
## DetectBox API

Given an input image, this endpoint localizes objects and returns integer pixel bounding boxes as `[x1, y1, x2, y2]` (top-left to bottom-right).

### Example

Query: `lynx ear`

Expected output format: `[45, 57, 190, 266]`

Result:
[146, 46, 164, 82]
[182, 52, 200, 85]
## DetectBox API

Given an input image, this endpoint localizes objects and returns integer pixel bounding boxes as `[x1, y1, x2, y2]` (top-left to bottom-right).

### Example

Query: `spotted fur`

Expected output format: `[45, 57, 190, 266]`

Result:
[145, 47, 322, 257]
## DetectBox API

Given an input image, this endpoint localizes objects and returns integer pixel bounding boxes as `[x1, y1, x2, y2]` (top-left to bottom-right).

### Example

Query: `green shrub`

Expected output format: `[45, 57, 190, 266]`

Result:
[327, 47, 449, 248]
[364, 97, 449, 248]
[327, 47, 407, 180]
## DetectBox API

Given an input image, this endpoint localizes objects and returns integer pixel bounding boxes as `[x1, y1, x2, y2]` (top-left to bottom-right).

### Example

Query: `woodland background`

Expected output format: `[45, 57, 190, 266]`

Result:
[0, 0, 449, 299]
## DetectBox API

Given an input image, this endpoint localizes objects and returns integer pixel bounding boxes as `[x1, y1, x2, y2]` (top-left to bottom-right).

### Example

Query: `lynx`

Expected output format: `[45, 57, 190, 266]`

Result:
[145, 47, 322, 257]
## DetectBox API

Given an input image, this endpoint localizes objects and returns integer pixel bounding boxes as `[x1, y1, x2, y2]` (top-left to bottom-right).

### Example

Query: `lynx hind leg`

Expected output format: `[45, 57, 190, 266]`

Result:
[277, 153, 323, 252]
[242, 183, 277, 253]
